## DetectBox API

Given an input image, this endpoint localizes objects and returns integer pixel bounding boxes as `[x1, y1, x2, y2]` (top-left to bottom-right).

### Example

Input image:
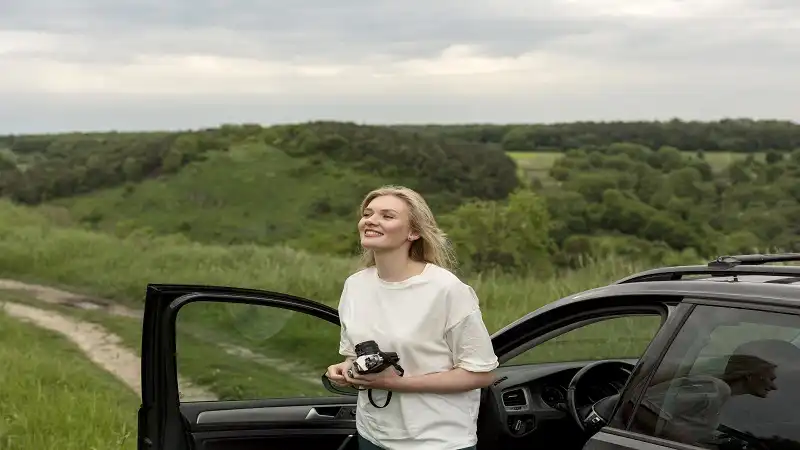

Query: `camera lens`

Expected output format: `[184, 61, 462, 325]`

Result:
[355, 340, 380, 356]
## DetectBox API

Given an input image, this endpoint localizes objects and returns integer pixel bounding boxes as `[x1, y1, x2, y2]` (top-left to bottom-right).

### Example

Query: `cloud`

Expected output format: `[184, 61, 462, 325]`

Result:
[0, 0, 798, 132]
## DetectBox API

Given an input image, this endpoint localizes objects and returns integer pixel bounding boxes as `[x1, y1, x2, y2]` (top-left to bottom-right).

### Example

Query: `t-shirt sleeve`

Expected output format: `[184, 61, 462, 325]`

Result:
[444, 282, 499, 372]
[337, 278, 356, 358]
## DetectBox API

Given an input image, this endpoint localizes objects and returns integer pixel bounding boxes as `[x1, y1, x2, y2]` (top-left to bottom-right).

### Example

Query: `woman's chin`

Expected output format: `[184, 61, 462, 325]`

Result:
[360, 237, 392, 250]
[360, 240, 382, 250]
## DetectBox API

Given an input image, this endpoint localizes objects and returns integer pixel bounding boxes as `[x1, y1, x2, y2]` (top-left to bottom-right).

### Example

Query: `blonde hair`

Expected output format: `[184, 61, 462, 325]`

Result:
[359, 185, 456, 270]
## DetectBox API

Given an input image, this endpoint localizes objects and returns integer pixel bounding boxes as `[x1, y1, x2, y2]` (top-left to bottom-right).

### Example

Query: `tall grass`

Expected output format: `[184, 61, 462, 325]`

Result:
[0, 200, 668, 402]
[0, 199, 653, 332]
[0, 308, 138, 450]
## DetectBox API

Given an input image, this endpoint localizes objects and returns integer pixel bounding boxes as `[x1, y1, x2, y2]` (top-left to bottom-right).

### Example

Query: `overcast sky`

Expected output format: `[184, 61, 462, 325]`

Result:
[1, 0, 798, 133]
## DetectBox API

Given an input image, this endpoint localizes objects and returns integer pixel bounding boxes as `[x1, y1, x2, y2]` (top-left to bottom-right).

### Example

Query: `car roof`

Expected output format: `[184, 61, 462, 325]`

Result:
[491, 255, 800, 341]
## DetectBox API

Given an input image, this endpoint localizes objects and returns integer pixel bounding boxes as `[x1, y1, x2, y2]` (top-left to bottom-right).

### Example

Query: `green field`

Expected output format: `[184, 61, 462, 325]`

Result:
[0, 306, 138, 450]
[506, 151, 563, 186]
[506, 150, 768, 185]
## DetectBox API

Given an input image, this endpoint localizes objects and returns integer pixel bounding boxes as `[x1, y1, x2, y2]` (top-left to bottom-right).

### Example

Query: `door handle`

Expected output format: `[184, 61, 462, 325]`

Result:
[305, 407, 337, 420]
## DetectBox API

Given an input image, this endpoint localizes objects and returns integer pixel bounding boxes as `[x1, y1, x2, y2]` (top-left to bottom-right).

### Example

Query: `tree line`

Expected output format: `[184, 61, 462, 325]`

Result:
[444, 143, 800, 275]
[0, 122, 519, 206]
[399, 118, 800, 153]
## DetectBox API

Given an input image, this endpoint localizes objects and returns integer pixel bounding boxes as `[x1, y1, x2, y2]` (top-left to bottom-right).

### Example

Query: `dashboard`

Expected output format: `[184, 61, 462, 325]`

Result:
[484, 359, 637, 439]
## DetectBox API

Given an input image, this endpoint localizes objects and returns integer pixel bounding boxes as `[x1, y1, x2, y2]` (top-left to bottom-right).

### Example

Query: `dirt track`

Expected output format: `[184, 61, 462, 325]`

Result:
[0, 279, 217, 401]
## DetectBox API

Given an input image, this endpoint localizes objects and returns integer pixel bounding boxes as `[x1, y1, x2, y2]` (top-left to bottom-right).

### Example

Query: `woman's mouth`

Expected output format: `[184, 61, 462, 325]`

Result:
[364, 230, 383, 237]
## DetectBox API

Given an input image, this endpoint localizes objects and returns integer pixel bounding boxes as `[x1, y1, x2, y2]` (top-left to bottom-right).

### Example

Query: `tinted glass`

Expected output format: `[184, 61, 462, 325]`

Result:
[628, 303, 800, 449]
[174, 300, 344, 401]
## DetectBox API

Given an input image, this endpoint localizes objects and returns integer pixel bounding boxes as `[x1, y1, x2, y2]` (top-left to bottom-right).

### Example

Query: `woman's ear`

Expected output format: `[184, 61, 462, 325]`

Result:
[408, 231, 420, 241]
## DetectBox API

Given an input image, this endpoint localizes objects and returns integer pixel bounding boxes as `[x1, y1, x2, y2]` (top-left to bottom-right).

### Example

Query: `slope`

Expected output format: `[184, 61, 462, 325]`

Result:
[47, 143, 401, 255]
[7, 122, 520, 255]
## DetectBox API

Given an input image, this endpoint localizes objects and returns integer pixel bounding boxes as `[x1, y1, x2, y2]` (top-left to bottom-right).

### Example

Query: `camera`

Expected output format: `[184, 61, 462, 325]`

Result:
[347, 340, 405, 409]
[348, 340, 403, 377]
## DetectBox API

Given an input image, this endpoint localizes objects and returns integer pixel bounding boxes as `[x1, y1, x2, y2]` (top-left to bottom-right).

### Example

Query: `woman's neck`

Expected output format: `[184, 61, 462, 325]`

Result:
[374, 249, 427, 282]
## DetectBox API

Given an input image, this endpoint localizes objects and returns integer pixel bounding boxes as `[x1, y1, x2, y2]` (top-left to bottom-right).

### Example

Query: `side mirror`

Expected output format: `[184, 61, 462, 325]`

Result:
[321, 374, 359, 396]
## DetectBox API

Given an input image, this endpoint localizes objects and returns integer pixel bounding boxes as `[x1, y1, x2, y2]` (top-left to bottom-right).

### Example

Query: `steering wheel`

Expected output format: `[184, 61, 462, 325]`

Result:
[566, 360, 634, 433]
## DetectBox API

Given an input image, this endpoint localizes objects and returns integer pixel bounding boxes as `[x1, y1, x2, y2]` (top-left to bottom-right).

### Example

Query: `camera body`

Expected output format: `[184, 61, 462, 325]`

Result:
[348, 340, 401, 378]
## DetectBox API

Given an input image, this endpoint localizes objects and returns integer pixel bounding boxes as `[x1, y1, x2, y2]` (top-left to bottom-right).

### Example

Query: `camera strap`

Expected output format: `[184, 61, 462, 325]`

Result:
[367, 363, 405, 409]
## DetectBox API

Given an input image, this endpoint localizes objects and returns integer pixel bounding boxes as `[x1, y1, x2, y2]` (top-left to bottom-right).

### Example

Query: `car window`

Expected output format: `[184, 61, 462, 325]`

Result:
[627, 303, 800, 449]
[174, 300, 345, 402]
[502, 313, 663, 366]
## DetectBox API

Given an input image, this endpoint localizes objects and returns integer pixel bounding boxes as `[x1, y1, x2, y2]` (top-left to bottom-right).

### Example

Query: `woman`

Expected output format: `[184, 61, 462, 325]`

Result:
[325, 185, 498, 450]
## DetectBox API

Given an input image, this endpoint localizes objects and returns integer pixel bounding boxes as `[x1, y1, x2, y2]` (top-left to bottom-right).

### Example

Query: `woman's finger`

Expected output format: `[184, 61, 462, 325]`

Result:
[345, 372, 369, 386]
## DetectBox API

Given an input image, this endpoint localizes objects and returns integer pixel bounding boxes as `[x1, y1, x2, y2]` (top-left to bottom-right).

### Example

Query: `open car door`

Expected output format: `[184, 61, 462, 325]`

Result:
[138, 284, 359, 450]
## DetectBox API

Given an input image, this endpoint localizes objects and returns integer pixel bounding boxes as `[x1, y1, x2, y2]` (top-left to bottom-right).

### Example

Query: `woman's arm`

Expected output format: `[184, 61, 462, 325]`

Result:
[390, 367, 495, 393]
[345, 364, 495, 393]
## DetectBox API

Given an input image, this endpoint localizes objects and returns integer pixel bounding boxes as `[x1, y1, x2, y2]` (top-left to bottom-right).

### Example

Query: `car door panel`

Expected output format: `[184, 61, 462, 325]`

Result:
[140, 284, 359, 450]
[190, 431, 356, 450]
[181, 397, 357, 427]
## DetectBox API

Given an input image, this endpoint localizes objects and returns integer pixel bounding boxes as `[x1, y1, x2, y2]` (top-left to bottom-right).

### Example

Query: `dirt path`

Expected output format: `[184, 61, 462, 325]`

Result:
[0, 279, 141, 318]
[0, 278, 321, 391]
[0, 279, 217, 400]
[0, 300, 216, 400]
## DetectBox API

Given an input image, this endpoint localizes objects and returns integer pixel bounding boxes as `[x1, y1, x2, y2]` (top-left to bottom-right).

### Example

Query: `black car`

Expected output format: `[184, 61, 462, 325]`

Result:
[138, 253, 800, 450]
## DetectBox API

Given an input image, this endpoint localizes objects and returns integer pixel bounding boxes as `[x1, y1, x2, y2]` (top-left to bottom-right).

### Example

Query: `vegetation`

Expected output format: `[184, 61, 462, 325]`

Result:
[0, 307, 137, 450]
[2, 120, 797, 278]
[1, 117, 799, 406]
[0, 122, 518, 207]
[542, 144, 800, 262]
[0, 202, 667, 403]
[400, 118, 800, 152]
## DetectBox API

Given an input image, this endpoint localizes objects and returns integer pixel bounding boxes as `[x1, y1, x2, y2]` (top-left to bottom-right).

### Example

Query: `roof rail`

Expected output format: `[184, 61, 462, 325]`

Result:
[616, 253, 800, 285]
[707, 253, 800, 269]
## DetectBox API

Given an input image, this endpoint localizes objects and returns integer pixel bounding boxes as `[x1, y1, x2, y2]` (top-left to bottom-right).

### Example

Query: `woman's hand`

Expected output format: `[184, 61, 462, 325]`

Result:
[344, 365, 403, 391]
[325, 360, 353, 387]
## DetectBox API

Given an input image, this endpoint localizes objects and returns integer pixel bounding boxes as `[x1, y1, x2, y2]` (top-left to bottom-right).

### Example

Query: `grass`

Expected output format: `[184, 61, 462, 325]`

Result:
[0, 305, 138, 450]
[506, 151, 768, 184]
[699, 151, 766, 170]
[507, 152, 563, 186]
[0, 199, 667, 401]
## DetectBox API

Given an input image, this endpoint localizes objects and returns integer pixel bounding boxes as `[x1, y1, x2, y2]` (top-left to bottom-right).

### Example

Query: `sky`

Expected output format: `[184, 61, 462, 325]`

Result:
[1, 0, 798, 133]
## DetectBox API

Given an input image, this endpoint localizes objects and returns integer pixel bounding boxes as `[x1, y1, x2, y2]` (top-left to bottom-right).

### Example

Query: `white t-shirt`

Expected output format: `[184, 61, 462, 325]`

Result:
[337, 263, 499, 450]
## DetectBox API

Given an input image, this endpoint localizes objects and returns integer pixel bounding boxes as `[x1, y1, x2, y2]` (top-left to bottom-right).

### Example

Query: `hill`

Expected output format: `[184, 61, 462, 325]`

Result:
[3, 120, 800, 275]
[47, 143, 390, 255]
[0, 122, 519, 256]
[0, 122, 519, 206]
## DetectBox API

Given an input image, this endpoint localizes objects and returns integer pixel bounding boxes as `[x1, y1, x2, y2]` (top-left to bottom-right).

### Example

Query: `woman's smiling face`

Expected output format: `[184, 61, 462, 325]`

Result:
[358, 194, 417, 251]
